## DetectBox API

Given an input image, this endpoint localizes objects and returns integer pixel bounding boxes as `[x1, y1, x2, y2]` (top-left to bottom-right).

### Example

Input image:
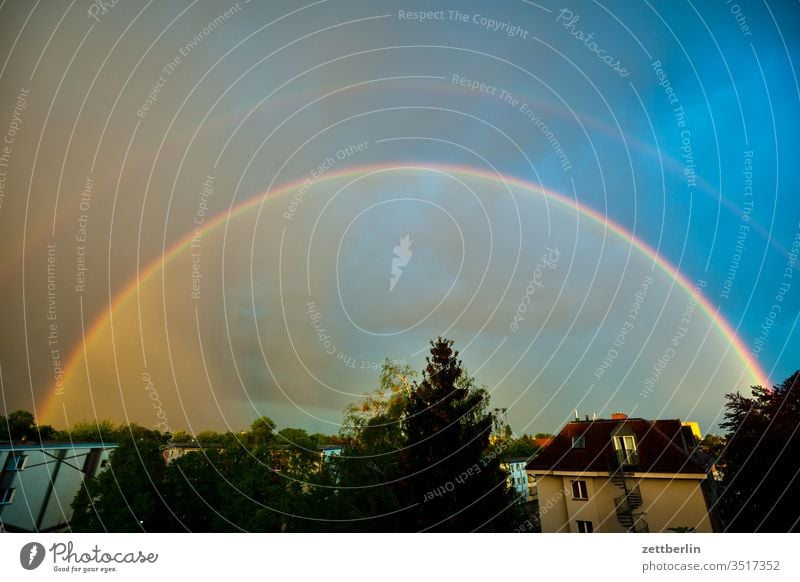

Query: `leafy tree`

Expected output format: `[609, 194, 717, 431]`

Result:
[398, 337, 523, 531]
[275, 427, 323, 477]
[319, 359, 416, 531]
[699, 433, 726, 460]
[64, 419, 118, 442]
[37, 424, 59, 441]
[277, 427, 315, 449]
[70, 426, 177, 532]
[310, 432, 345, 445]
[168, 430, 194, 443]
[217, 444, 298, 532]
[66, 343, 530, 533]
[247, 416, 277, 447]
[718, 371, 800, 532]
[0, 410, 57, 441]
[162, 448, 226, 531]
[194, 430, 225, 444]
[160, 421, 312, 532]
[1, 410, 35, 440]
[501, 433, 541, 460]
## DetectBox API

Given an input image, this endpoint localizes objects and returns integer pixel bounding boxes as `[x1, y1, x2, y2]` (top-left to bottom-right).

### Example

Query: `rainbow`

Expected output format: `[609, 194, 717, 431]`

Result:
[43, 164, 770, 421]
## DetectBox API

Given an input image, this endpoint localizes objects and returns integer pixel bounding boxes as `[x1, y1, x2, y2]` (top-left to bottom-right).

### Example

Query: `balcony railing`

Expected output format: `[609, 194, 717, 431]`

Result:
[614, 449, 639, 467]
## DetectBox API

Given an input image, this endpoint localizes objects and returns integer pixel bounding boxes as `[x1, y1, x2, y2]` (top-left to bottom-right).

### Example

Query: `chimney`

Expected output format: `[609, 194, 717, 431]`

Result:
[611, 412, 628, 420]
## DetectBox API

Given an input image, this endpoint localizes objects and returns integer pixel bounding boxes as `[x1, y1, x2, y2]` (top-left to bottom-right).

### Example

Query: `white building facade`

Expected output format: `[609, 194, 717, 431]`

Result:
[0, 442, 116, 532]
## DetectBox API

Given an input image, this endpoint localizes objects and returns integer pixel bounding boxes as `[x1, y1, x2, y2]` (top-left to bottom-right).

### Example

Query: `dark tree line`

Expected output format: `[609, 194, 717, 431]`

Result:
[715, 371, 800, 532]
[0, 409, 58, 442]
[64, 337, 527, 532]
[14, 338, 798, 532]
[68, 420, 335, 532]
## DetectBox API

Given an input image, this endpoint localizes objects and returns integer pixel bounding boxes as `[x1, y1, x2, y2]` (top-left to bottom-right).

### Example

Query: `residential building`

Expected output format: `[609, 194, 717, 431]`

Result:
[504, 458, 533, 500]
[319, 444, 343, 462]
[161, 442, 343, 473]
[526, 413, 714, 533]
[0, 442, 116, 532]
[161, 441, 221, 464]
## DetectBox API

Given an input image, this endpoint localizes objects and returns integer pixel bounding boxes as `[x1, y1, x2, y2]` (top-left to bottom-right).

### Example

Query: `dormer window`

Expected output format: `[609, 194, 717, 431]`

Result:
[613, 435, 638, 466]
[572, 435, 585, 449]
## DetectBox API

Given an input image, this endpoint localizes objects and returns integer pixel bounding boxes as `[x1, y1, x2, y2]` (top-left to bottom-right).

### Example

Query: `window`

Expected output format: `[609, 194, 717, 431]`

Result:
[3, 454, 27, 471]
[576, 519, 593, 533]
[613, 435, 638, 465]
[0, 488, 15, 504]
[571, 480, 588, 500]
[572, 435, 585, 448]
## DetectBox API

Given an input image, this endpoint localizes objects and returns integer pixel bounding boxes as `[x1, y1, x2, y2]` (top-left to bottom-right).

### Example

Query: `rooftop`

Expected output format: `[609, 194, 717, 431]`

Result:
[0, 441, 118, 450]
[526, 415, 705, 475]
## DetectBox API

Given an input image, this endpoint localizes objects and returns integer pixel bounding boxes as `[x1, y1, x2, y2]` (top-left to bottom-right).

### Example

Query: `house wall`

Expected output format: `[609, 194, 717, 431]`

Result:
[535, 475, 570, 532]
[1, 449, 53, 531]
[39, 448, 113, 531]
[0, 446, 113, 532]
[638, 477, 713, 532]
[558, 475, 626, 533]
[532, 472, 713, 533]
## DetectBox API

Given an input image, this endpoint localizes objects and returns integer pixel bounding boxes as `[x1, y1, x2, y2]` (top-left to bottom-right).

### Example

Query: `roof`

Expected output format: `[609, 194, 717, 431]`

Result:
[526, 418, 705, 475]
[0, 442, 118, 451]
[503, 457, 531, 464]
[165, 442, 222, 448]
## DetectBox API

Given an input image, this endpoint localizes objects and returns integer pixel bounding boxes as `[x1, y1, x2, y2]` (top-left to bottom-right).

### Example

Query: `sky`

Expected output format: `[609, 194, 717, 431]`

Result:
[0, 0, 798, 437]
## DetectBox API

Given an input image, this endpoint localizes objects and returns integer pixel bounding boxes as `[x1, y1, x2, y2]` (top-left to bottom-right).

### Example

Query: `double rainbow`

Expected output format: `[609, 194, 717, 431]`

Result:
[43, 164, 769, 421]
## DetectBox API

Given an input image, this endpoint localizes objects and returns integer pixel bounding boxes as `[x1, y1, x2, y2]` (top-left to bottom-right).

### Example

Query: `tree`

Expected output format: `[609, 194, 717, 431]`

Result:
[398, 337, 523, 531]
[37, 424, 59, 441]
[310, 432, 344, 445]
[194, 430, 225, 444]
[314, 359, 415, 531]
[2, 410, 35, 441]
[276, 427, 323, 477]
[717, 371, 800, 532]
[1, 410, 57, 442]
[247, 416, 276, 447]
[699, 433, 726, 461]
[153, 420, 311, 532]
[168, 430, 194, 443]
[161, 448, 227, 531]
[64, 419, 118, 442]
[501, 433, 541, 460]
[70, 426, 177, 532]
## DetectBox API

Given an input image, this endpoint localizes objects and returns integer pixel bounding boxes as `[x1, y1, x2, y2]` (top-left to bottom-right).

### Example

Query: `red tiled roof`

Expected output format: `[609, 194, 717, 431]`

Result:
[526, 418, 706, 475]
